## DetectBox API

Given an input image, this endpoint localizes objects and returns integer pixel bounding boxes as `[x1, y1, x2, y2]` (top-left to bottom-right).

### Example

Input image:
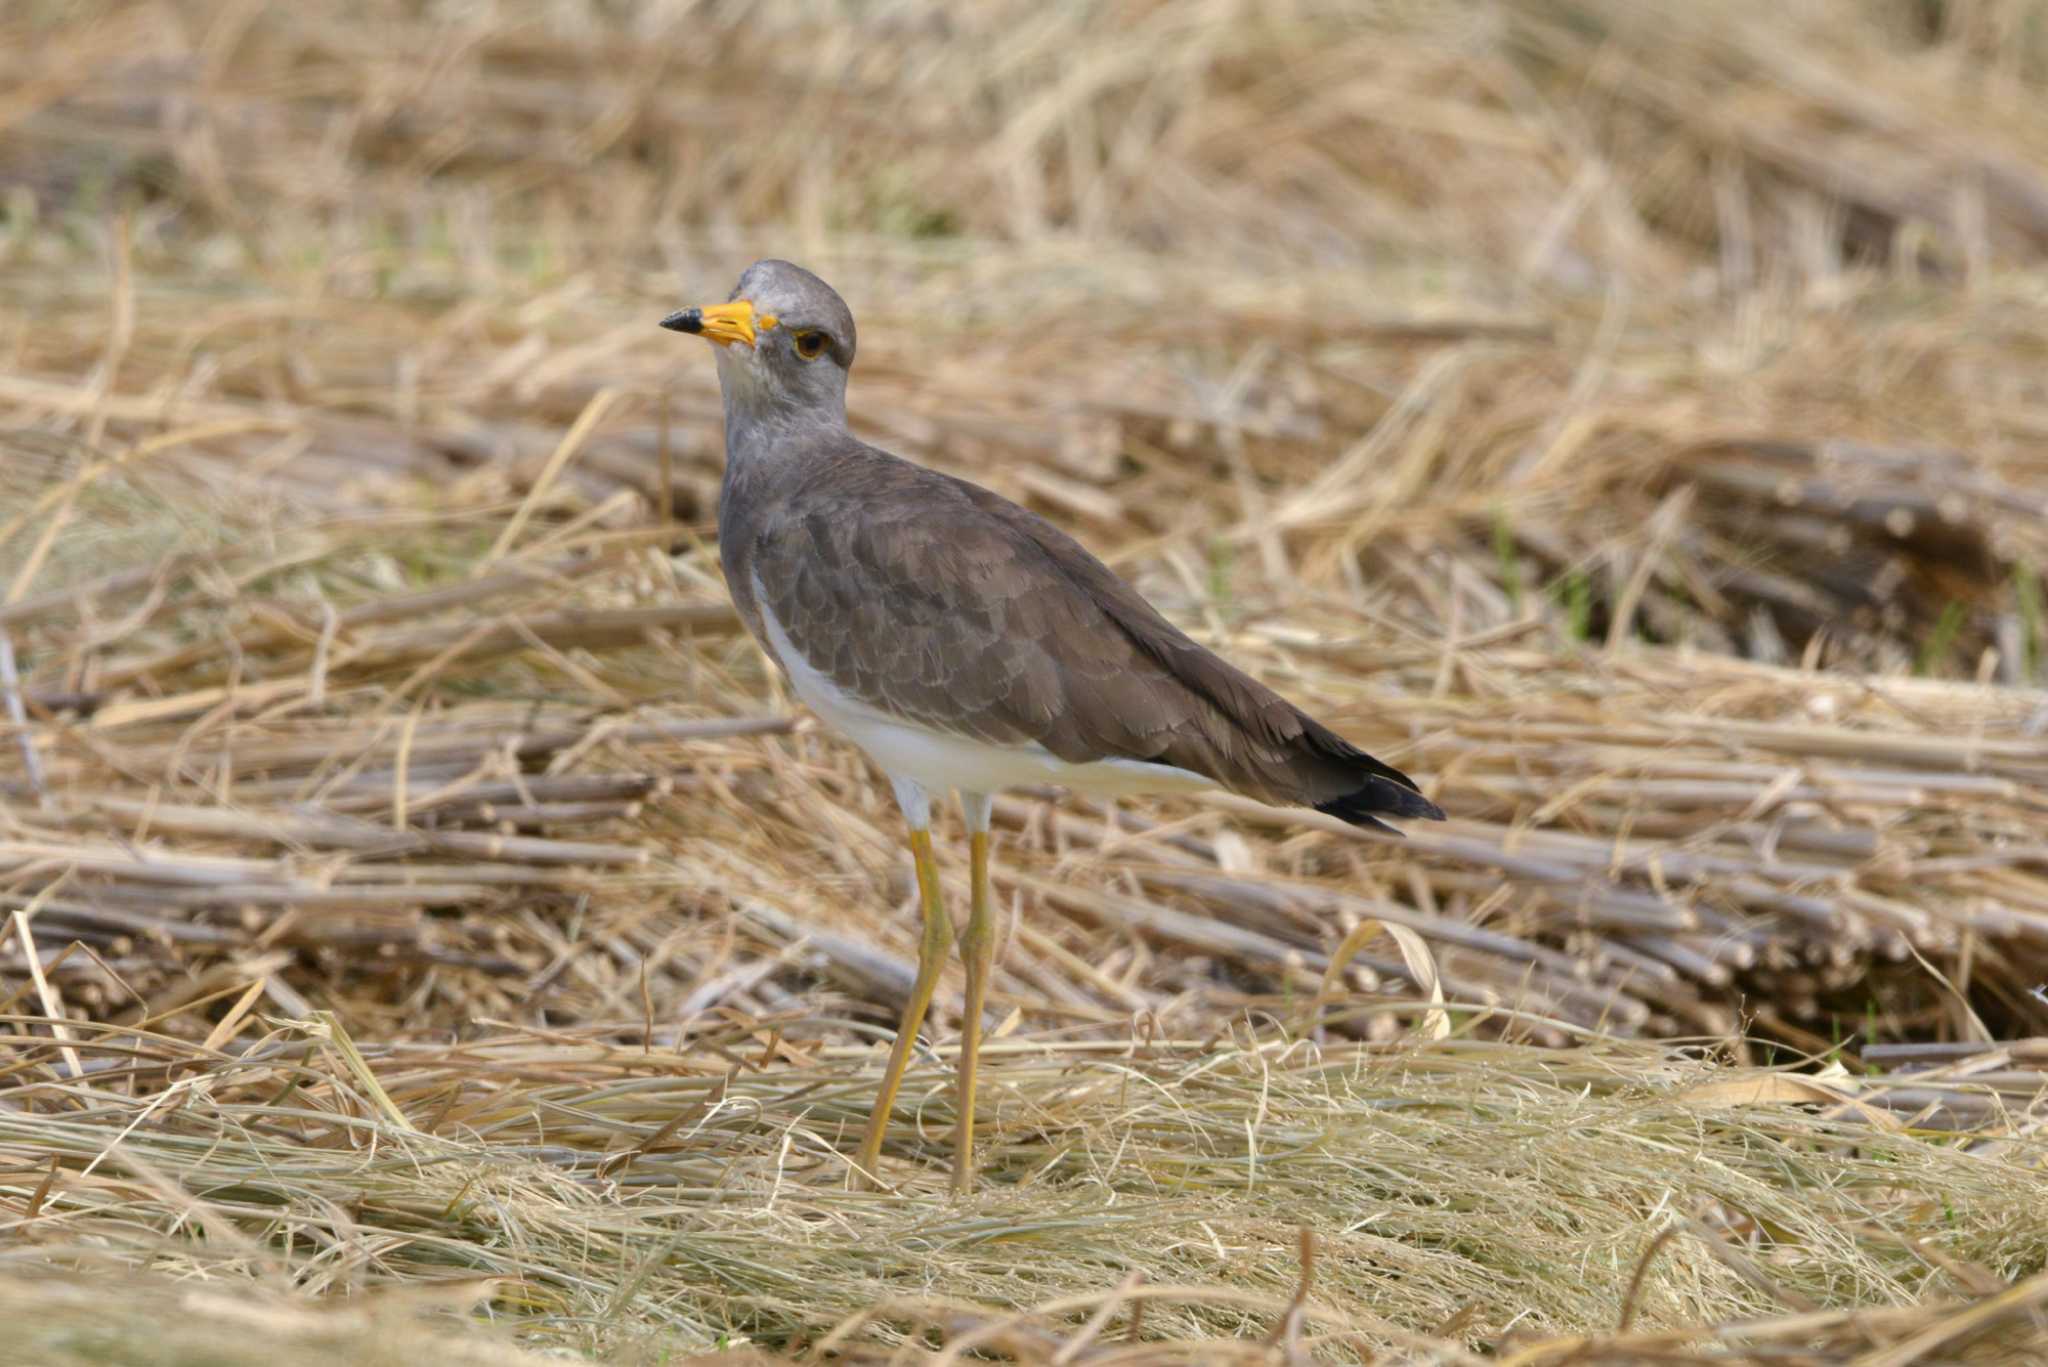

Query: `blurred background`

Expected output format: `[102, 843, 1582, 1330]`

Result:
[9, 0, 2046, 657]
[5, 2, 2048, 1360]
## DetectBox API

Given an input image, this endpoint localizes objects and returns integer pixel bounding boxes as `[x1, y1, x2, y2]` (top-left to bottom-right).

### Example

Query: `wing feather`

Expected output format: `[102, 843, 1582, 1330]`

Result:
[728, 440, 1433, 814]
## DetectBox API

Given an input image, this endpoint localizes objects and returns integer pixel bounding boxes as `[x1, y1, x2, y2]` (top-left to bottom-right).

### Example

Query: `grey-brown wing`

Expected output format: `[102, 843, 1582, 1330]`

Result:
[955, 479, 1435, 813]
[747, 468, 1174, 756]
[744, 452, 1422, 811]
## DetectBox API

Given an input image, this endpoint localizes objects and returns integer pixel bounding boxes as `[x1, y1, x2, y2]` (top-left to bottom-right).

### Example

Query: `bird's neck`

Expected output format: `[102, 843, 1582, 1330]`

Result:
[717, 397, 851, 546]
[721, 401, 842, 471]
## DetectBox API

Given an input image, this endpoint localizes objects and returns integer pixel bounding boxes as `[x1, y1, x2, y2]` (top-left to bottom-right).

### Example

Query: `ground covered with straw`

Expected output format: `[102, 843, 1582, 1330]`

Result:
[4, 1, 2048, 1361]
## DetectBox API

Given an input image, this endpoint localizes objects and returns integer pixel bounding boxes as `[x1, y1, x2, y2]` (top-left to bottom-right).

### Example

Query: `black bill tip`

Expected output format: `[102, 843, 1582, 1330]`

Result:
[659, 307, 704, 334]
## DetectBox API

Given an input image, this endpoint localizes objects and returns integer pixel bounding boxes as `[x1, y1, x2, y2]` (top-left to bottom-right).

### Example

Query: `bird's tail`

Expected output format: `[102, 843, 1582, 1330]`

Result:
[1301, 722, 1445, 836]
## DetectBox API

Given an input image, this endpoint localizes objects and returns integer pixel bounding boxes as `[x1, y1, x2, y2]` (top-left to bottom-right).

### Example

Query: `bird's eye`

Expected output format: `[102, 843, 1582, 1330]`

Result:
[793, 330, 827, 360]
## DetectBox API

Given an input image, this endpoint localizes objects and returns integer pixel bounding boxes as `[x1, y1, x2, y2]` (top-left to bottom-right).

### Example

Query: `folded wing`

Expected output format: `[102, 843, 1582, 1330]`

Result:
[743, 446, 1443, 832]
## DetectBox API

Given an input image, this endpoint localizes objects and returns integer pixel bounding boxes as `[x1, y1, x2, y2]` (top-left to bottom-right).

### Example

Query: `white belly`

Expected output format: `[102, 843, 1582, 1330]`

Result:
[753, 581, 1214, 803]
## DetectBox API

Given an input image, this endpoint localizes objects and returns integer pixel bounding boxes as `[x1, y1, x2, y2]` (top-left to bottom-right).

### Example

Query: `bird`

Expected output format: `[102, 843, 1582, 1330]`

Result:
[661, 260, 1444, 1194]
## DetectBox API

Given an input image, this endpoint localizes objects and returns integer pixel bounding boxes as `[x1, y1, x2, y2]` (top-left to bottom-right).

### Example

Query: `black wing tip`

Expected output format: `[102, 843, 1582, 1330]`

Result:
[1314, 776, 1446, 835]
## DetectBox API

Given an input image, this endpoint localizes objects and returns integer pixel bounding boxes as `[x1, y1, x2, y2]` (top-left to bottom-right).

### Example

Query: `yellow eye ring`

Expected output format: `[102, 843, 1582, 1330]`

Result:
[793, 330, 826, 360]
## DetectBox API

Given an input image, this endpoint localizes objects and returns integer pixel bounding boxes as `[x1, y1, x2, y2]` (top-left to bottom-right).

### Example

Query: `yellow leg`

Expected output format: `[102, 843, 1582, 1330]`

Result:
[853, 827, 952, 1189]
[952, 826, 995, 1195]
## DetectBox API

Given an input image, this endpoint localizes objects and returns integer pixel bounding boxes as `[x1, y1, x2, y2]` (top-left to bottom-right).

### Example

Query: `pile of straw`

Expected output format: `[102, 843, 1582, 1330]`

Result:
[4, 496, 2042, 1056]
[4, 0, 2048, 1360]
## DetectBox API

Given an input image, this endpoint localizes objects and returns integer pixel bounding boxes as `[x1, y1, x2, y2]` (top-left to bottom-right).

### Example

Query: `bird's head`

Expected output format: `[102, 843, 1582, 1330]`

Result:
[660, 259, 857, 425]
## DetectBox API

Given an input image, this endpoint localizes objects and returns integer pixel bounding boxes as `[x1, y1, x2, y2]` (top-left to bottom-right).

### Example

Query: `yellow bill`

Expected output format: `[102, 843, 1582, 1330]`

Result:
[658, 300, 778, 348]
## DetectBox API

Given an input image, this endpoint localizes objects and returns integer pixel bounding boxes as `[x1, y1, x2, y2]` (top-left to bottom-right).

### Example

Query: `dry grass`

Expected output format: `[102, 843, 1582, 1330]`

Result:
[4, 1022, 2048, 1363]
[4, 0, 2048, 1360]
